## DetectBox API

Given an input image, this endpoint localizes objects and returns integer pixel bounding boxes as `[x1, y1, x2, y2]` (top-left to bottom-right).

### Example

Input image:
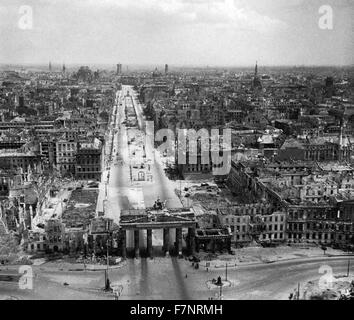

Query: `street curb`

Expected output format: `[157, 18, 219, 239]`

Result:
[198, 254, 354, 270]
[67, 261, 127, 272]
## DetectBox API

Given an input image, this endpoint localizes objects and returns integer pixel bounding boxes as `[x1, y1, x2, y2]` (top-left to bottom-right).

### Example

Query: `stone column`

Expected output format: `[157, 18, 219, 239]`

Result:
[175, 228, 182, 256]
[211, 239, 216, 253]
[147, 229, 153, 258]
[134, 229, 140, 258]
[121, 229, 126, 259]
[227, 238, 232, 253]
[188, 227, 196, 255]
[163, 228, 169, 256]
[93, 235, 97, 254]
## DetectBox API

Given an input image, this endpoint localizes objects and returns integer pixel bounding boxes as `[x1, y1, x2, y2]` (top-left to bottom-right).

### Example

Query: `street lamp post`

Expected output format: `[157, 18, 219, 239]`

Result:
[215, 276, 223, 300]
[105, 238, 111, 291]
[107, 239, 109, 269]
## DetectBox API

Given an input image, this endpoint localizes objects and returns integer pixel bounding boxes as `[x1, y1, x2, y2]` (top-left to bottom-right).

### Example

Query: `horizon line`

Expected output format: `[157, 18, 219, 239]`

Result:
[1, 62, 353, 69]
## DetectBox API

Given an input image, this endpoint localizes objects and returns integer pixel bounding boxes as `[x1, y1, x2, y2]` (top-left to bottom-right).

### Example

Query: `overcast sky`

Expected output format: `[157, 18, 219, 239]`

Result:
[0, 0, 353, 66]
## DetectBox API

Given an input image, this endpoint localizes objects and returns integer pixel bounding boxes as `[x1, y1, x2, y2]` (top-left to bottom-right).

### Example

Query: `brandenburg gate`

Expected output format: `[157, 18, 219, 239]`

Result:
[119, 207, 197, 258]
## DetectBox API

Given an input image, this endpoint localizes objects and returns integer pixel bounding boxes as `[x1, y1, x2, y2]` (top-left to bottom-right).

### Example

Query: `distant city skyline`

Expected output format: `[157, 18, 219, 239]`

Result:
[1, 63, 354, 71]
[0, 0, 353, 66]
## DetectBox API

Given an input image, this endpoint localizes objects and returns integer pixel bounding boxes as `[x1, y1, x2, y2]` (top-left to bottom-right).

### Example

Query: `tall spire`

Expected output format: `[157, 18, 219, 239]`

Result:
[339, 121, 343, 161]
[255, 61, 258, 76]
[339, 121, 343, 149]
[338, 117, 347, 161]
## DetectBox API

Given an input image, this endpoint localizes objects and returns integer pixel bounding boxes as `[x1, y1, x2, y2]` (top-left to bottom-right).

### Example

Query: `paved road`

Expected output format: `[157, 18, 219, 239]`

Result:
[116, 256, 354, 300]
[101, 85, 182, 218]
[1, 256, 352, 300]
[128, 88, 182, 209]
[97, 85, 182, 249]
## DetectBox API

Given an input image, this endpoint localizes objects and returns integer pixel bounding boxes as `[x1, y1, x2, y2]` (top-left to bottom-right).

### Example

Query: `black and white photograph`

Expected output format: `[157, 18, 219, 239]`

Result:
[0, 0, 354, 306]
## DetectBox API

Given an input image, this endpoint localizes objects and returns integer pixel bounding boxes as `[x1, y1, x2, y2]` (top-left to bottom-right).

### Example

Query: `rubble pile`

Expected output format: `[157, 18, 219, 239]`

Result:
[303, 276, 354, 300]
[0, 232, 20, 263]
[61, 189, 98, 228]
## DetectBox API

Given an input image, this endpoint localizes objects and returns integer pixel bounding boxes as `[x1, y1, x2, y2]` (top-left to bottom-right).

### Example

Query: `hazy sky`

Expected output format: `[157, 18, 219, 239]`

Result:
[0, 0, 353, 66]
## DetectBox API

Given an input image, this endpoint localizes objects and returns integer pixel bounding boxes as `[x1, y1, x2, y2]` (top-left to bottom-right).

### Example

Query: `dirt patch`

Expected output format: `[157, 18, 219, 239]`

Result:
[302, 276, 354, 300]
[62, 189, 98, 227]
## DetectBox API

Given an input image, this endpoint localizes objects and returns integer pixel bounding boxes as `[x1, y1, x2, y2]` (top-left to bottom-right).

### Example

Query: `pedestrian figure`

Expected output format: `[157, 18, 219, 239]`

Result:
[185, 274, 188, 278]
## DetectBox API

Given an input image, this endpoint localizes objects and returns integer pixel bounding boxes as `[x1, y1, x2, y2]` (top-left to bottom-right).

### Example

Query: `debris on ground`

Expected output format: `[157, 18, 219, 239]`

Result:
[301, 276, 354, 300]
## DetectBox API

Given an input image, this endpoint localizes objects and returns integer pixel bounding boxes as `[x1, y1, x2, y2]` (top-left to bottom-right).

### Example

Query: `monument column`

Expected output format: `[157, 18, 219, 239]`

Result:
[121, 229, 127, 258]
[134, 229, 140, 258]
[211, 239, 216, 253]
[176, 228, 182, 256]
[188, 227, 196, 255]
[147, 229, 153, 258]
[93, 235, 97, 254]
[163, 228, 169, 256]
[227, 238, 231, 253]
